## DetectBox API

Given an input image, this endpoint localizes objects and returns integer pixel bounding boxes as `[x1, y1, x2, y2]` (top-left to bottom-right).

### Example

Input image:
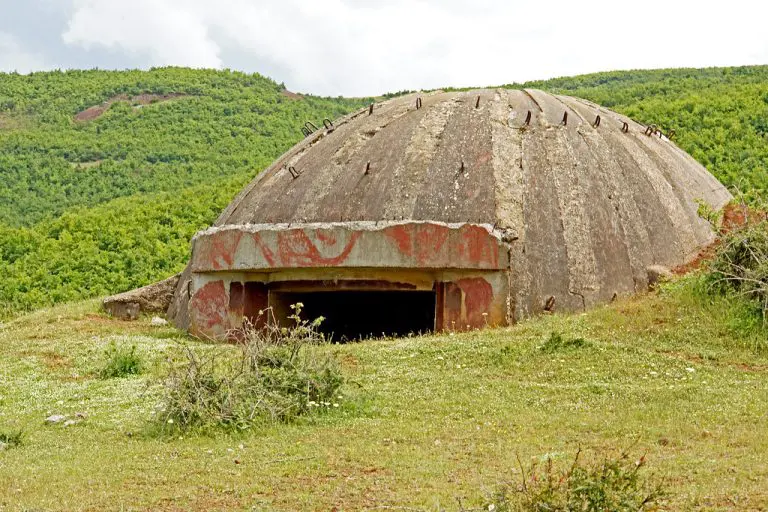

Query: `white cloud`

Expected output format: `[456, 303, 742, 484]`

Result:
[24, 0, 768, 95]
[0, 31, 49, 73]
[62, 0, 221, 68]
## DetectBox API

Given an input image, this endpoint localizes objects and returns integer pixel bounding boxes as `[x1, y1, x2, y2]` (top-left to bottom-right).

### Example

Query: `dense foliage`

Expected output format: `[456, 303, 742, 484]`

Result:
[0, 68, 368, 316]
[1, 65, 766, 317]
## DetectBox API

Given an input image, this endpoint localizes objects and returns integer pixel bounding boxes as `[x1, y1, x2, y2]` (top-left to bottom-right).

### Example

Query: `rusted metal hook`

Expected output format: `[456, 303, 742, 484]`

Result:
[593, 115, 601, 128]
[301, 126, 311, 138]
[323, 118, 334, 131]
[304, 121, 319, 133]
[288, 166, 302, 179]
[644, 124, 657, 136]
[621, 121, 629, 133]
[368, 103, 374, 115]
[416, 97, 422, 109]
[524, 110, 532, 126]
[561, 111, 568, 126]
[364, 161, 371, 175]
[667, 129, 676, 140]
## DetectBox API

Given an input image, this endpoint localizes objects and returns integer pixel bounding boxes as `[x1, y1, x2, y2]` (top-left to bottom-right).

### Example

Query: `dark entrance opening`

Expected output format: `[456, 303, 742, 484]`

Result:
[270, 290, 436, 341]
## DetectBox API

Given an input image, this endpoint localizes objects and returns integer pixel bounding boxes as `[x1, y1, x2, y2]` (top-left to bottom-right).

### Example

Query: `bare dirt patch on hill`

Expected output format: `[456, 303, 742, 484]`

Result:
[74, 93, 189, 122]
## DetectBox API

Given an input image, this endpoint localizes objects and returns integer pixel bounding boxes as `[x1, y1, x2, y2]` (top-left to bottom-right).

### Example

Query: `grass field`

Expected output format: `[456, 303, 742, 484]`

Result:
[0, 277, 767, 511]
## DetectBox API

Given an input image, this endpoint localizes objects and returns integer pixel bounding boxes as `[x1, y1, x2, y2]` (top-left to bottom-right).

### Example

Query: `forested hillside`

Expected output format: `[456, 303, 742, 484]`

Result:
[0, 68, 368, 317]
[1, 65, 766, 317]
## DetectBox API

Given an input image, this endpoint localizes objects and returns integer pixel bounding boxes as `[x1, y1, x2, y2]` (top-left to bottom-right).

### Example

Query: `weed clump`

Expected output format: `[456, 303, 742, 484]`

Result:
[156, 304, 343, 431]
[706, 217, 768, 326]
[99, 342, 143, 378]
[0, 429, 24, 449]
[486, 449, 666, 512]
[539, 332, 589, 353]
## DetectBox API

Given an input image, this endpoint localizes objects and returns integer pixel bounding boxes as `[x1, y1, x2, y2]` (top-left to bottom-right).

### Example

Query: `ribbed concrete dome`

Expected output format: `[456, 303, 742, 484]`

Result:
[170, 89, 731, 335]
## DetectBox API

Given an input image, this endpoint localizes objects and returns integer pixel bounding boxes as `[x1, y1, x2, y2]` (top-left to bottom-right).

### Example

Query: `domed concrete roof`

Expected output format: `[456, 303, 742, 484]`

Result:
[169, 88, 731, 332]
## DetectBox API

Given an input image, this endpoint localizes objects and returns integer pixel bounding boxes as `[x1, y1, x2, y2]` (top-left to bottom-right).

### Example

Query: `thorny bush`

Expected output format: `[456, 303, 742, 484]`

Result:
[706, 217, 768, 326]
[155, 304, 343, 431]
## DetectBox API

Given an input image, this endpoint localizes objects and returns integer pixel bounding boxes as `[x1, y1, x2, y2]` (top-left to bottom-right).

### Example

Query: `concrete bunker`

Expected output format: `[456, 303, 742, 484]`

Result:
[168, 88, 732, 340]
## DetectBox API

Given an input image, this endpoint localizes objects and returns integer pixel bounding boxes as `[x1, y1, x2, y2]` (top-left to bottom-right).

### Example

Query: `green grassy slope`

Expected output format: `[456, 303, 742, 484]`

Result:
[1, 65, 767, 317]
[0, 68, 368, 317]
[0, 282, 766, 510]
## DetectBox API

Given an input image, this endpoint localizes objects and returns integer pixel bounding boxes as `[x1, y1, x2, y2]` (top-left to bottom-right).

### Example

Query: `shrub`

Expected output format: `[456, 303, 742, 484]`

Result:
[539, 332, 589, 353]
[706, 216, 768, 326]
[99, 342, 144, 378]
[156, 304, 343, 431]
[0, 428, 24, 449]
[485, 449, 666, 512]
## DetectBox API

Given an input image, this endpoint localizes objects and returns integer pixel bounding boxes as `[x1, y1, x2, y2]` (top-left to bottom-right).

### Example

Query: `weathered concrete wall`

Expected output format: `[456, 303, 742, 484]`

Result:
[190, 221, 508, 272]
[187, 267, 509, 340]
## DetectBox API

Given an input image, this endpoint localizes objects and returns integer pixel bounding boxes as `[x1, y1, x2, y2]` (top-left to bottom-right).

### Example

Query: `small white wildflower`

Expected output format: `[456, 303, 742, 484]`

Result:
[488, 505, 496, 512]
[685, 367, 696, 373]
[167, 419, 174, 424]
[332, 403, 339, 408]
[649, 371, 658, 376]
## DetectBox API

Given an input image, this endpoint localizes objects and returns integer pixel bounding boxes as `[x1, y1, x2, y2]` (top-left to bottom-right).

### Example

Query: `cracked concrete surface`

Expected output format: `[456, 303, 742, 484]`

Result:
[168, 88, 731, 333]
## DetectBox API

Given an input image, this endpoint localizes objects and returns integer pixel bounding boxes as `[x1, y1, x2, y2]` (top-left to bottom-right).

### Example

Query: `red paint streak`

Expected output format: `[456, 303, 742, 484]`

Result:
[383, 224, 449, 266]
[456, 278, 493, 328]
[209, 231, 243, 270]
[384, 225, 412, 255]
[315, 230, 338, 245]
[277, 230, 361, 267]
[252, 233, 276, 266]
[191, 280, 228, 330]
[458, 225, 498, 267]
[415, 224, 449, 266]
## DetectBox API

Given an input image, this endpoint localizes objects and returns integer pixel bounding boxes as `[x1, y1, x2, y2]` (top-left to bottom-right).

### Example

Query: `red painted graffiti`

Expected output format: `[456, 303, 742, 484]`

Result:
[383, 224, 450, 266]
[191, 280, 228, 330]
[440, 277, 494, 330]
[208, 231, 243, 270]
[277, 229, 362, 267]
[457, 225, 499, 268]
[456, 277, 494, 327]
[252, 233, 277, 267]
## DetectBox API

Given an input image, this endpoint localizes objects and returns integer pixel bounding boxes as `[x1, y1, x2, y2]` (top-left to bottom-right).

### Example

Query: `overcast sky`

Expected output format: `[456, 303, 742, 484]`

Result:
[1, 0, 766, 97]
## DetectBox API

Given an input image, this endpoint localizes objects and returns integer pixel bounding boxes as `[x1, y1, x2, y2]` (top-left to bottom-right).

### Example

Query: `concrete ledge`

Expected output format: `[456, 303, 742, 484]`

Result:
[190, 221, 509, 273]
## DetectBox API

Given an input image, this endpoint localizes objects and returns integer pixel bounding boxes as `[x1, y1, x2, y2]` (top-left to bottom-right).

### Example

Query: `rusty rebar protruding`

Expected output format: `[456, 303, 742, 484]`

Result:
[304, 121, 319, 132]
[301, 126, 311, 138]
[288, 166, 301, 179]
[416, 97, 422, 109]
[475, 96, 481, 109]
[668, 129, 676, 140]
[525, 110, 532, 126]
[323, 118, 334, 131]
[593, 115, 601, 128]
[644, 124, 657, 136]
[621, 121, 629, 133]
[561, 111, 568, 126]
[365, 161, 371, 175]
[368, 103, 374, 115]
